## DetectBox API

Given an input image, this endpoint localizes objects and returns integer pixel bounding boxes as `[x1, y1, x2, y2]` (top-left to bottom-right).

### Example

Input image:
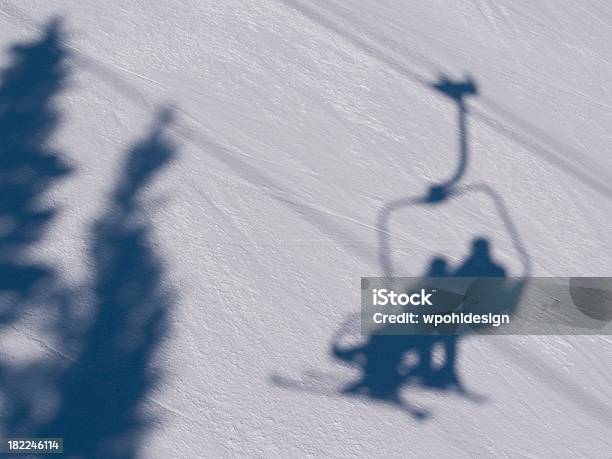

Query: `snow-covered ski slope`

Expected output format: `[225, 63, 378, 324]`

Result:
[0, 0, 610, 457]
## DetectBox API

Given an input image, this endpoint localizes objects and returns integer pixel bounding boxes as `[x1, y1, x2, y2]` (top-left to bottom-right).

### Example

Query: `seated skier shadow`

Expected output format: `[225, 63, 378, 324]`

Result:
[272, 75, 526, 420]
[332, 238, 507, 419]
[329, 75, 528, 418]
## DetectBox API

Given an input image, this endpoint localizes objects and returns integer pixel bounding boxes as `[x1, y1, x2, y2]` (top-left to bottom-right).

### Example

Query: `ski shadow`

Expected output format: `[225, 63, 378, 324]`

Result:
[273, 235, 514, 420]
[331, 237, 508, 419]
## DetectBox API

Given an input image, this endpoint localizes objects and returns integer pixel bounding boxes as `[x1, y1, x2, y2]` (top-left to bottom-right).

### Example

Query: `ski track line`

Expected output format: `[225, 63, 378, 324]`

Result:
[320, 0, 446, 75]
[7, 0, 607, 241]
[1, 1, 603, 306]
[7, 323, 74, 365]
[199, 189, 316, 329]
[9, 322, 206, 429]
[488, 338, 612, 429]
[178, 130, 406, 270]
[177, 111, 439, 259]
[485, 0, 530, 63]
[471, 0, 504, 46]
[2, 1, 520, 278]
[279, 0, 612, 185]
[2, 0, 611, 430]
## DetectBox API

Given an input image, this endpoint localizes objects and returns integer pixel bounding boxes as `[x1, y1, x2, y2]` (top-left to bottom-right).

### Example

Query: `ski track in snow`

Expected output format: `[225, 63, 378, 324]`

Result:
[0, 0, 611, 456]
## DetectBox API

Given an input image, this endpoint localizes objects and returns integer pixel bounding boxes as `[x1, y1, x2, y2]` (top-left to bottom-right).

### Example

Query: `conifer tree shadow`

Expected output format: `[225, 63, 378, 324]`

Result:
[0, 18, 71, 327]
[0, 19, 175, 455]
[34, 108, 177, 458]
[0, 108, 177, 459]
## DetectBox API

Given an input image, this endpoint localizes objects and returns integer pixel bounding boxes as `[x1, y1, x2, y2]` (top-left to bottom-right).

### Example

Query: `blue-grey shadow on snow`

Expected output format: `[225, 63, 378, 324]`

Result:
[332, 237, 507, 418]
[332, 75, 532, 418]
[273, 75, 529, 420]
[0, 24, 177, 454]
[32, 108, 177, 458]
[331, 75, 530, 419]
[0, 18, 71, 327]
[280, 0, 612, 202]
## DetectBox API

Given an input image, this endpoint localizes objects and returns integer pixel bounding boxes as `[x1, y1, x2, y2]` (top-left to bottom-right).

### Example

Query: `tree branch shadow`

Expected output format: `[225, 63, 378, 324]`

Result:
[0, 20, 178, 458]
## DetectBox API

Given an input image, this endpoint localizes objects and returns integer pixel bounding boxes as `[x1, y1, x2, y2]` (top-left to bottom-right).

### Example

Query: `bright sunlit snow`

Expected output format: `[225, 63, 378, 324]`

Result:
[0, 1, 610, 457]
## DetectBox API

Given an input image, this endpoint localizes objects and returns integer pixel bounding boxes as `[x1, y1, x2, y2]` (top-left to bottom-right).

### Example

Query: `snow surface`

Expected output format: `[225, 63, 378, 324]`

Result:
[0, 0, 611, 457]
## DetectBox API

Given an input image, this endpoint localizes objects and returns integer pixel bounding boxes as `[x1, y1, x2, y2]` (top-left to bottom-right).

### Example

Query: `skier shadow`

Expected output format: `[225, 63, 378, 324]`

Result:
[0, 18, 72, 328]
[331, 238, 507, 419]
[273, 75, 529, 420]
[272, 235, 516, 420]
[330, 76, 530, 419]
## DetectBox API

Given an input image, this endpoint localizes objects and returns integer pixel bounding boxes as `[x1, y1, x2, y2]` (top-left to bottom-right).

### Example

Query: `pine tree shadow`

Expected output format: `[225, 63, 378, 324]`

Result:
[0, 19, 178, 457]
[33, 108, 177, 458]
[0, 18, 71, 327]
[1, 107, 177, 458]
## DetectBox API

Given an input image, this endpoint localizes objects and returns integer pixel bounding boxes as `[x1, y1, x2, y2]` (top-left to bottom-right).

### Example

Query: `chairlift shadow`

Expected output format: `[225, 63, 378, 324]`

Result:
[328, 75, 531, 416]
